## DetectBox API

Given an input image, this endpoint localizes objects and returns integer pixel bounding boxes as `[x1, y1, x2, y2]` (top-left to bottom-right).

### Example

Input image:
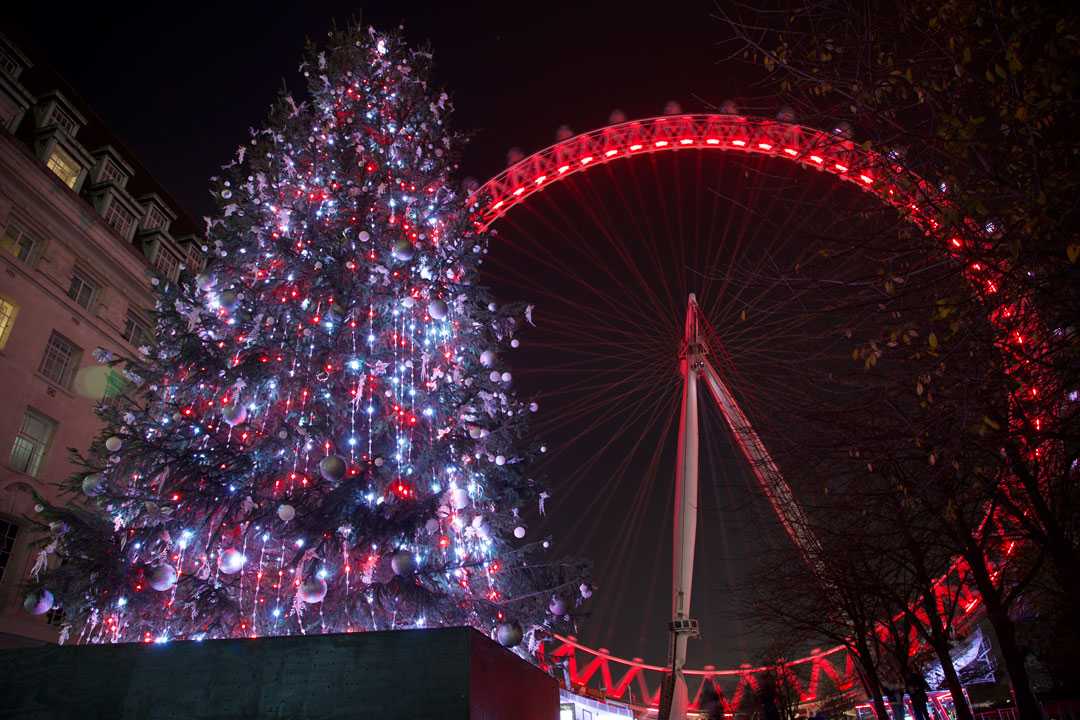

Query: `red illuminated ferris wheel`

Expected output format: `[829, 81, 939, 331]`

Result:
[470, 113, 1028, 718]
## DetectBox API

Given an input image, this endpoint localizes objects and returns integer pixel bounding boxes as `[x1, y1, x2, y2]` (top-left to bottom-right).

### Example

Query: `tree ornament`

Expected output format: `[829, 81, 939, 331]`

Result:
[82, 473, 105, 497]
[391, 550, 417, 576]
[319, 455, 347, 482]
[104, 436, 123, 452]
[424, 518, 439, 534]
[222, 404, 247, 426]
[580, 583, 594, 599]
[513, 526, 526, 539]
[277, 504, 296, 522]
[479, 350, 496, 367]
[495, 455, 506, 466]
[428, 299, 448, 320]
[549, 595, 568, 616]
[196, 272, 215, 291]
[449, 487, 470, 510]
[218, 290, 239, 312]
[391, 239, 415, 261]
[148, 564, 178, 592]
[299, 577, 328, 604]
[495, 621, 523, 647]
[218, 548, 246, 575]
[23, 589, 54, 616]
[500, 372, 512, 384]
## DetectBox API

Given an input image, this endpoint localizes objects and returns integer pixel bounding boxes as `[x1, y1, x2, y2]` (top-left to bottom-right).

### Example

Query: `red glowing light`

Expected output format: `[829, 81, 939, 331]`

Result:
[783, 148, 798, 156]
[810, 155, 824, 164]
[654, 140, 669, 147]
[679, 138, 693, 145]
[629, 143, 643, 151]
[604, 149, 618, 157]
[757, 142, 772, 150]
[534, 175, 546, 185]
[834, 163, 849, 172]
[580, 156, 593, 165]
[557, 165, 570, 174]
[731, 139, 747, 147]
[512, 187, 524, 196]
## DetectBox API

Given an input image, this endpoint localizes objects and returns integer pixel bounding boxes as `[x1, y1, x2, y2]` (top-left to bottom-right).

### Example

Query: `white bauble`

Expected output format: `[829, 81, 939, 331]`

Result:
[358, 231, 371, 242]
[319, 455, 347, 482]
[277, 504, 296, 522]
[513, 526, 526, 539]
[496, 621, 523, 647]
[487, 303, 497, 312]
[467, 425, 485, 440]
[23, 589, 54, 616]
[450, 487, 470, 510]
[218, 548, 246, 575]
[549, 595, 568, 616]
[495, 455, 506, 466]
[104, 436, 123, 452]
[580, 583, 594, 599]
[510, 338, 520, 349]
[401, 296, 416, 309]
[529, 402, 539, 413]
[222, 404, 247, 426]
[82, 473, 105, 497]
[148, 564, 178, 592]
[299, 578, 328, 604]
[391, 550, 417, 576]
[428, 299, 449, 320]
[479, 350, 496, 367]
[500, 372, 512, 383]
[196, 273, 215, 291]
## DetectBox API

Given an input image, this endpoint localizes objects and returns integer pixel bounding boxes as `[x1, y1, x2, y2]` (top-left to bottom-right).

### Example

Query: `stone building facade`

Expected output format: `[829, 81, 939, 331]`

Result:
[0, 33, 204, 647]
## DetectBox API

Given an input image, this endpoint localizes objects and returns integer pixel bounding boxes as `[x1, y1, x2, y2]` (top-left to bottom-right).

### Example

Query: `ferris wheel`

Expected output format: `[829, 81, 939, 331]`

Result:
[471, 112, 1021, 717]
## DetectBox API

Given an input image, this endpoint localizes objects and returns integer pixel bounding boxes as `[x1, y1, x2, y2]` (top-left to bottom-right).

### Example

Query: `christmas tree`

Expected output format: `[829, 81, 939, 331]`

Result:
[28, 25, 588, 648]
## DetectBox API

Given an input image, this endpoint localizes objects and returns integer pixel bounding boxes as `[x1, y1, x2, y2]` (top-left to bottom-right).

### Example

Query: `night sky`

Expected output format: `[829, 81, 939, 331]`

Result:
[5, 2, 862, 669]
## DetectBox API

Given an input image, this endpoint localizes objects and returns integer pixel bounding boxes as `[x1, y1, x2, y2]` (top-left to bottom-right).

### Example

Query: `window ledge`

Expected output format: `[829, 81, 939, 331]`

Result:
[34, 371, 74, 399]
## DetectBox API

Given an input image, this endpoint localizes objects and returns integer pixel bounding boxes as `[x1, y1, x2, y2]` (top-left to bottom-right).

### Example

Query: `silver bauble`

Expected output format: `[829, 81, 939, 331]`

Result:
[218, 548, 246, 575]
[513, 526, 526, 539]
[104, 436, 123, 452]
[196, 273, 215, 291]
[148, 564, 178, 592]
[390, 550, 417, 576]
[495, 455, 506, 466]
[82, 473, 105, 497]
[428, 299, 449, 320]
[277, 504, 296, 522]
[495, 621, 523, 648]
[391, 239, 415, 261]
[23, 589, 54, 616]
[222, 404, 247, 426]
[549, 595, 568, 616]
[299, 577, 328, 604]
[479, 350, 496, 367]
[319, 455, 347, 482]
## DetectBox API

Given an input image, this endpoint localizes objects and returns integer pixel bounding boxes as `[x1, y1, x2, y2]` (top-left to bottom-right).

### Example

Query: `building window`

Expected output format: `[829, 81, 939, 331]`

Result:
[186, 245, 205, 273]
[48, 106, 78, 136]
[155, 247, 180, 281]
[103, 201, 135, 237]
[101, 369, 129, 408]
[46, 146, 81, 189]
[66, 267, 98, 309]
[121, 311, 151, 348]
[2, 220, 39, 264]
[0, 297, 17, 349]
[144, 206, 168, 231]
[0, 517, 19, 582]
[99, 158, 127, 186]
[39, 331, 80, 388]
[9, 408, 56, 477]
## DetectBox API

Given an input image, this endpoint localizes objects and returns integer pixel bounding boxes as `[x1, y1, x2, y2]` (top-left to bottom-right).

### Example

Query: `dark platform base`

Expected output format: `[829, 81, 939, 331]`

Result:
[0, 626, 557, 720]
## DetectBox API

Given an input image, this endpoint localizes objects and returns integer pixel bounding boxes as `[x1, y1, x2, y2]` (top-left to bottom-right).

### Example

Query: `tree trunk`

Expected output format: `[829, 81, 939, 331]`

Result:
[930, 636, 974, 720]
[963, 543, 1042, 720]
[984, 600, 1042, 720]
[854, 635, 892, 720]
[918, 592, 974, 720]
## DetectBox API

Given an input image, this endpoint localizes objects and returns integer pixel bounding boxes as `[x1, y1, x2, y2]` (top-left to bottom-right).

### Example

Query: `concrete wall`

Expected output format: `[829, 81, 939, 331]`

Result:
[0, 627, 559, 720]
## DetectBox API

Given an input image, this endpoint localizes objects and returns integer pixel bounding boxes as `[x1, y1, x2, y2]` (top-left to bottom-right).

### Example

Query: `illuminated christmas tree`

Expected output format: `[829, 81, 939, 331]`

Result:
[29, 25, 588, 647]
